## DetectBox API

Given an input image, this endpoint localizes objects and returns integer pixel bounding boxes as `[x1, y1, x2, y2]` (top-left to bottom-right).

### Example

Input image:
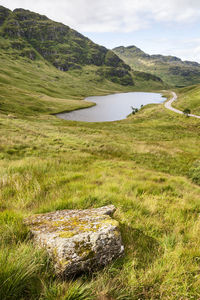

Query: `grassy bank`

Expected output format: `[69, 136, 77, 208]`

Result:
[1, 75, 200, 299]
[172, 85, 200, 115]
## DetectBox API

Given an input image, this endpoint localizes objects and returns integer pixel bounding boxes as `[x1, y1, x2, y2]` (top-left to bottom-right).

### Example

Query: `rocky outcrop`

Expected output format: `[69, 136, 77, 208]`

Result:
[0, 6, 11, 26]
[25, 205, 124, 277]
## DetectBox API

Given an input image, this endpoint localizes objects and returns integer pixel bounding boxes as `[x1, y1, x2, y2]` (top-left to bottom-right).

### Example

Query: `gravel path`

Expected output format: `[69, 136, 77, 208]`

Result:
[164, 91, 200, 119]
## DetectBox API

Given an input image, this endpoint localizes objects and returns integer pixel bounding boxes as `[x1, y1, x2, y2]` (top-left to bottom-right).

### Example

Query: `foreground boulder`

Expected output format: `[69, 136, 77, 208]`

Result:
[25, 205, 124, 277]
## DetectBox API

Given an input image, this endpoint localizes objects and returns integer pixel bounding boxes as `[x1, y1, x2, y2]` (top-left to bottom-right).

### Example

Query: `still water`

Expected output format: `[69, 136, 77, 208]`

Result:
[56, 92, 165, 122]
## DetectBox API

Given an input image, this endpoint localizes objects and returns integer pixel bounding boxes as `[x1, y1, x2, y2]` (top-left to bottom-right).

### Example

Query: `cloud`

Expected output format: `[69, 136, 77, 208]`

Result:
[1, 0, 200, 32]
[170, 39, 200, 62]
[144, 37, 200, 62]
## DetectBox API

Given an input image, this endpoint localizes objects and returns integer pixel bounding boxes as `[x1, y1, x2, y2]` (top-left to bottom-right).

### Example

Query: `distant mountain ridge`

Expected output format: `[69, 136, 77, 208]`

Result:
[113, 45, 200, 87]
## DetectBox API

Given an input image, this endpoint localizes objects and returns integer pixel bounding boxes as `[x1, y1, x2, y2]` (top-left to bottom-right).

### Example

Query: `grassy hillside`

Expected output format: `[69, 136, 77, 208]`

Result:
[0, 5, 135, 86]
[113, 45, 200, 87]
[172, 85, 200, 115]
[0, 6, 165, 88]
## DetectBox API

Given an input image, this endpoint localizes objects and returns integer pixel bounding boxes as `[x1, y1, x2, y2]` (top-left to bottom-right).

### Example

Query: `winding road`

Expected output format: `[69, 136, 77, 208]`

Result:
[164, 91, 200, 119]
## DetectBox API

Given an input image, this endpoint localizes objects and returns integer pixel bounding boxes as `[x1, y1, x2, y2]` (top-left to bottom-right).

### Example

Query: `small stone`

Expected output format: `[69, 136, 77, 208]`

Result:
[24, 205, 124, 277]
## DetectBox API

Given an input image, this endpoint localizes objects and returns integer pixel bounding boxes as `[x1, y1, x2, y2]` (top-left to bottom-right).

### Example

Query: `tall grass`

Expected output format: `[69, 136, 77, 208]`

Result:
[0, 244, 49, 300]
[189, 160, 200, 185]
[0, 211, 29, 245]
[41, 281, 94, 300]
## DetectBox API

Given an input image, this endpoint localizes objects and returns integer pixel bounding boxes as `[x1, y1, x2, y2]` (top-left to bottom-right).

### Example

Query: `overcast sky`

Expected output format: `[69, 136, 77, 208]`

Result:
[1, 0, 200, 62]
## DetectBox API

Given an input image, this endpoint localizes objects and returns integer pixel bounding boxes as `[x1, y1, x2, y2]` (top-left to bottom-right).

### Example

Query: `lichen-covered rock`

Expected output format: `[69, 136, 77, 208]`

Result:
[25, 205, 124, 277]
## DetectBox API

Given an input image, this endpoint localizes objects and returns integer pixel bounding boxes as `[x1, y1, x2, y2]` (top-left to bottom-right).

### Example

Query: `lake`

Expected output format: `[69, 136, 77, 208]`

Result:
[56, 92, 165, 122]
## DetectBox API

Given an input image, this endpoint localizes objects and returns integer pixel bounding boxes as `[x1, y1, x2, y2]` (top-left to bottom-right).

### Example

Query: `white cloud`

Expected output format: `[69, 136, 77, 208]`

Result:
[170, 41, 200, 62]
[144, 37, 200, 62]
[1, 0, 200, 32]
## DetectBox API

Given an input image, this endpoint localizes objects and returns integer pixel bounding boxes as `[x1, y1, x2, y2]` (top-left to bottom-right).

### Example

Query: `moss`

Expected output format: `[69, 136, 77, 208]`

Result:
[114, 230, 120, 237]
[26, 213, 118, 239]
[74, 240, 95, 259]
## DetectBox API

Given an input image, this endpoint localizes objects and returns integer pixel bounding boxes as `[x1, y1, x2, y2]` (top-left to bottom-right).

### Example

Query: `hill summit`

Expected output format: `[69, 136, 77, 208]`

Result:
[113, 45, 200, 87]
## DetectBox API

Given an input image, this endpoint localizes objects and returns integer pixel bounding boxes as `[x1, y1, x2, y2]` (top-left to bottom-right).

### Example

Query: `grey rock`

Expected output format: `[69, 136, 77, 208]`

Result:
[24, 205, 124, 277]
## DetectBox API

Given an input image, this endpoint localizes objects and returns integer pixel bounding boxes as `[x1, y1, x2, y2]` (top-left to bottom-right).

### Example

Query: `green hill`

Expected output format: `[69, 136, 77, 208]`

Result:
[113, 45, 200, 87]
[0, 6, 165, 91]
[174, 85, 200, 115]
[0, 6, 131, 86]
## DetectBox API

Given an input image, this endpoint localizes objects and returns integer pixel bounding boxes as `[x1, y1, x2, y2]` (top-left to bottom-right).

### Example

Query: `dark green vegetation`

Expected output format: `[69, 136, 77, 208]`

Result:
[0, 5, 200, 300]
[113, 45, 200, 87]
[189, 160, 200, 186]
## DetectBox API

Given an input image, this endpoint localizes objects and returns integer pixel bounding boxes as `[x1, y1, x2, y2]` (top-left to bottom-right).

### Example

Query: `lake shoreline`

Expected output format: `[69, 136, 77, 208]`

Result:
[56, 92, 165, 123]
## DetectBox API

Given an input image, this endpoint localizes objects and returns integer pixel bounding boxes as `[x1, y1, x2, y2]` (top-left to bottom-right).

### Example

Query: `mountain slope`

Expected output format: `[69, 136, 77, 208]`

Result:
[0, 6, 135, 86]
[113, 45, 200, 87]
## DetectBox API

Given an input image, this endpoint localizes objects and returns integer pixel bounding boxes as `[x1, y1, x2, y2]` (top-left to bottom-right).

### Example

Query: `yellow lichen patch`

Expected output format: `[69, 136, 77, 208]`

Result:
[102, 219, 119, 227]
[53, 247, 58, 257]
[59, 259, 71, 268]
[114, 230, 120, 236]
[52, 216, 92, 229]
[58, 231, 76, 238]
[52, 215, 113, 238]
[26, 210, 118, 241]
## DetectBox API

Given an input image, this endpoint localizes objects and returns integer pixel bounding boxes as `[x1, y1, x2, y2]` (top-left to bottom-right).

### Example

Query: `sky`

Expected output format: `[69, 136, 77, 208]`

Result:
[1, 0, 200, 62]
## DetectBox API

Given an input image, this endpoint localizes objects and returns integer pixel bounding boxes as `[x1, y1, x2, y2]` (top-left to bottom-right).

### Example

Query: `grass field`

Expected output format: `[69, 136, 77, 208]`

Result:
[173, 85, 200, 115]
[0, 52, 200, 299]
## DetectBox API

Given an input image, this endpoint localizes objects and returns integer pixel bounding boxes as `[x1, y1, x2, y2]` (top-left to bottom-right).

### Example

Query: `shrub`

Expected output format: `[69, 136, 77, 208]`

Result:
[189, 160, 200, 185]
[183, 108, 191, 116]
[131, 107, 139, 115]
